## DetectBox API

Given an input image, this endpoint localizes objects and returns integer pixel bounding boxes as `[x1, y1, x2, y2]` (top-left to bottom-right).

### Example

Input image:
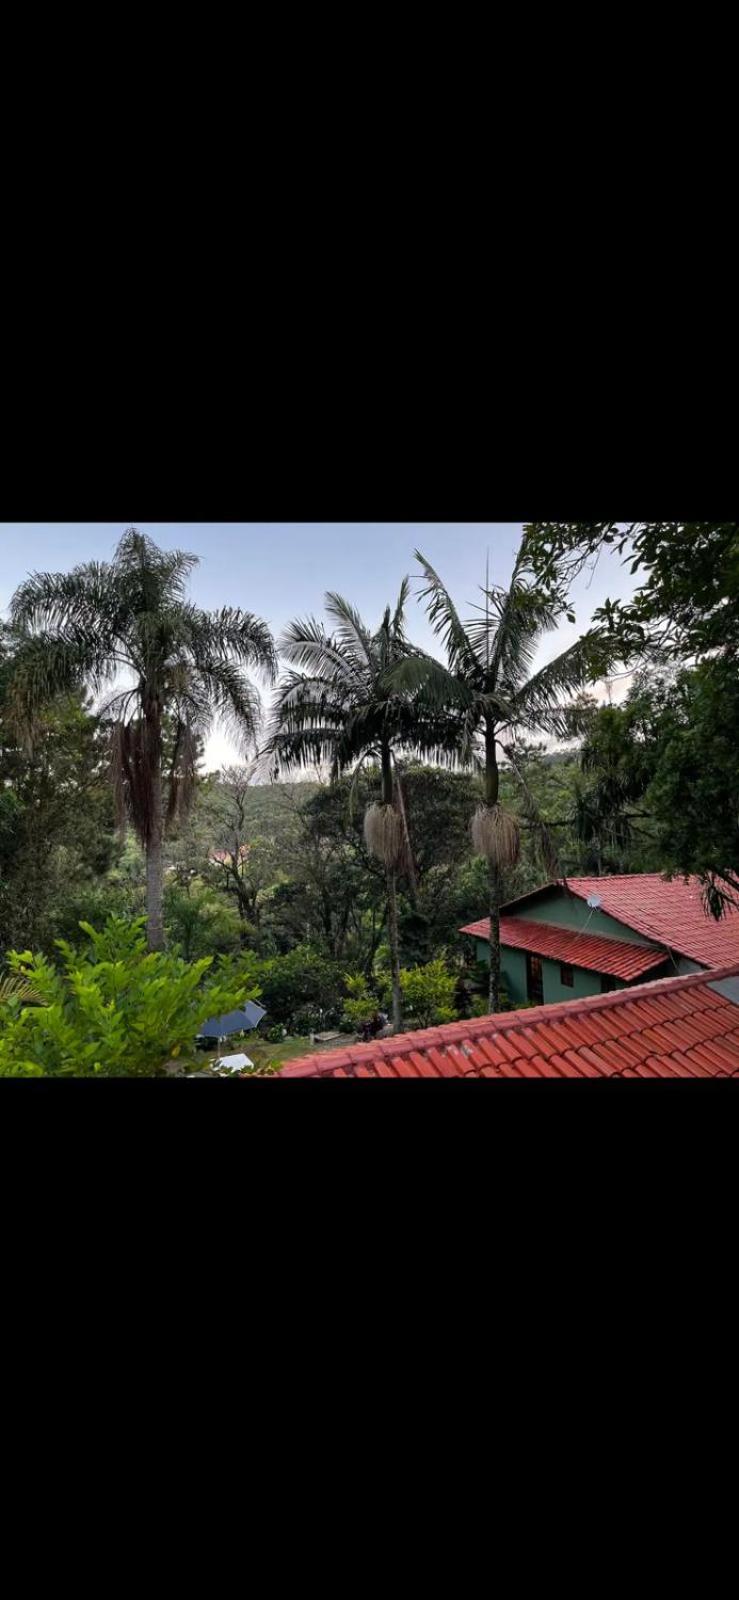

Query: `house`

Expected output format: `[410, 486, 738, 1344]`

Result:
[277, 961, 739, 1078]
[459, 874, 739, 1009]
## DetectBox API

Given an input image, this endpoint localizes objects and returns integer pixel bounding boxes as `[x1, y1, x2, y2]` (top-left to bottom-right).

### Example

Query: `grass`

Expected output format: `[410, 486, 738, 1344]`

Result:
[177, 1031, 331, 1076]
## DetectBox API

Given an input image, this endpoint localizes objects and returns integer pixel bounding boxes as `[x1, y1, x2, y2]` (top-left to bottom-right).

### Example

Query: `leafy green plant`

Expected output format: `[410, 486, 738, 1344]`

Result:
[0, 916, 257, 1077]
[341, 972, 380, 1031]
[263, 1024, 286, 1044]
[398, 959, 457, 1028]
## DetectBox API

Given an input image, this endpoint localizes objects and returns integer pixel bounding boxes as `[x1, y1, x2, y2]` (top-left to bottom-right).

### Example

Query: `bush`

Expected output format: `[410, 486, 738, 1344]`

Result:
[341, 973, 380, 1031]
[0, 916, 258, 1077]
[289, 1004, 326, 1036]
[399, 959, 457, 1028]
[249, 945, 344, 1029]
[263, 1024, 286, 1044]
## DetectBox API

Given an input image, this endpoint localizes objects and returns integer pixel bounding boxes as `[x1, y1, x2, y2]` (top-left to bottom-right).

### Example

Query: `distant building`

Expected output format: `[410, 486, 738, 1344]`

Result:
[460, 874, 739, 1008]
[209, 846, 250, 867]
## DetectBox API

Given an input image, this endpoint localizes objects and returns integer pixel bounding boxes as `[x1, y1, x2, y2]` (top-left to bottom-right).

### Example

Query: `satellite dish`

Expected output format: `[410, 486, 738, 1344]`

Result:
[586, 894, 602, 909]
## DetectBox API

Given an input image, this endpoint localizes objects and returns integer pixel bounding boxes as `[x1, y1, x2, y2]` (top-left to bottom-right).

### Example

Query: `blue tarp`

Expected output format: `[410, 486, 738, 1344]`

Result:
[197, 1001, 266, 1038]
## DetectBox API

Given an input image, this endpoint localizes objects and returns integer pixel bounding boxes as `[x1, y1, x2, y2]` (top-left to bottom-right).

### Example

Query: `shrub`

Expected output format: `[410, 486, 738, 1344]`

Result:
[341, 973, 379, 1031]
[398, 959, 457, 1028]
[263, 1024, 286, 1044]
[249, 945, 344, 1029]
[289, 1004, 326, 1036]
[0, 916, 257, 1077]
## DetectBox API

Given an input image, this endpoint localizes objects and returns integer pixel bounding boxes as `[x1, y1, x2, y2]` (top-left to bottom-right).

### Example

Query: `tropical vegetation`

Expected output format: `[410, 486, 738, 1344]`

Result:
[2, 520, 738, 1075]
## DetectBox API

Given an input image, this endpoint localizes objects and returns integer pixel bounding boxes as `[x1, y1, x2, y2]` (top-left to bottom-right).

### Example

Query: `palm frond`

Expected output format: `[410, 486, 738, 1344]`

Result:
[181, 605, 277, 683]
[501, 742, 563, 878]
[0, 972, 42, 1006]
[279, 618, 362, 688]
[512, 631, 612, 734]
[324, 593, 375, 670]
[392, 577, 411, 640]
[415, 551, 478, 674]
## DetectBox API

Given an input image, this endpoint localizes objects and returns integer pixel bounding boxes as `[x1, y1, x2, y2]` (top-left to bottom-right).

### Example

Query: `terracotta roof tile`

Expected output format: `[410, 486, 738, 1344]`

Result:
[277, 961, 739, 1080]
[459, 914, 668, 980]
[476, 873, 739, 969]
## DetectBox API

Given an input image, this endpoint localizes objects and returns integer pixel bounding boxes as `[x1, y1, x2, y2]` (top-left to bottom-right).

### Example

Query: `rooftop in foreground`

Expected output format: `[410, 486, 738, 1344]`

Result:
[277, 964, 739, 1079]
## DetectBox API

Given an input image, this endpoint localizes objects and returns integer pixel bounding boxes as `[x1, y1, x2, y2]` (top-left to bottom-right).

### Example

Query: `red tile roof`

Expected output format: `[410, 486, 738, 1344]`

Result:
[492, 874, 739, 969]
[277, 964, 739, 1079]
[459, 915, 668, 981]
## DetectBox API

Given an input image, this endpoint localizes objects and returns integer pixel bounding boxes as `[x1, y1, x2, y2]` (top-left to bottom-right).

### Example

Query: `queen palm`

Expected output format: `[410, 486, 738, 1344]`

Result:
[9, 528, 276, 950]
[406, 538, 611, 1011]
[262, 584, 450, 1032]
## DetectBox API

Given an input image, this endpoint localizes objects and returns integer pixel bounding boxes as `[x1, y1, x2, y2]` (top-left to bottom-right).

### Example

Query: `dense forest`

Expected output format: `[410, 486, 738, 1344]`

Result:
[2, 521, 738, 1075]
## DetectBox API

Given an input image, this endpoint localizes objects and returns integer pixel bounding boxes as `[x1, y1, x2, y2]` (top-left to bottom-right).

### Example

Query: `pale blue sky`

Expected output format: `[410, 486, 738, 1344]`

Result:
[0, 523, 636, 768]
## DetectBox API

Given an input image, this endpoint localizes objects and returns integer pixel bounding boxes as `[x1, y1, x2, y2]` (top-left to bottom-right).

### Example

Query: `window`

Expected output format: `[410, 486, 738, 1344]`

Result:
[560, 964, 574, 987]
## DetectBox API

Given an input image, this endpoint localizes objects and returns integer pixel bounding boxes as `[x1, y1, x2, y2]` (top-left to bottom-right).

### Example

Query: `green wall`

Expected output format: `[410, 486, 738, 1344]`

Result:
[476, 938, 625, 1007]
[510, 889, 654, 947]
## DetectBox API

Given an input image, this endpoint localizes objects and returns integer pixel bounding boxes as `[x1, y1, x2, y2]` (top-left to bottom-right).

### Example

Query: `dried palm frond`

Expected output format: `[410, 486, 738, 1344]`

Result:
[109, 717, 159, 846]
[166, 719, 199, 831]
[364, 802, 404, 866]
[471, 804, 521, 868]
[0, 973, 42, 1006]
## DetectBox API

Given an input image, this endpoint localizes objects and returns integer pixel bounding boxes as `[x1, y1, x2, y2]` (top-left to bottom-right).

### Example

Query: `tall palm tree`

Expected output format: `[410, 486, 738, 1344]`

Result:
[261, 584, 449, 1032]
[9, 528, 276, 950]
[405, 538, 610, 1011]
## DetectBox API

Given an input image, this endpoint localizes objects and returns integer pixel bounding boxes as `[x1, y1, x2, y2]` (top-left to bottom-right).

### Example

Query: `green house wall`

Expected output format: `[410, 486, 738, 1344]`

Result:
[475, 938, 626, 1007]
[510, 888, 654, 946]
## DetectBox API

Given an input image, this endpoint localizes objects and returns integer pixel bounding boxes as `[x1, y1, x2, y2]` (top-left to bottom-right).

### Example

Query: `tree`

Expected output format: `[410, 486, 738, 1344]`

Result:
[8, 528, 276, 950]
[262, 585, 450, 1031]
[1, 632, 119, 951]
[405, 538, 612, 1011]
[633, 660, 739, 914]
[0, 916, 257, 1077]
[524, 522, 739, 661]
[204, 766, 286, 935]
[525, 523, 739, 909]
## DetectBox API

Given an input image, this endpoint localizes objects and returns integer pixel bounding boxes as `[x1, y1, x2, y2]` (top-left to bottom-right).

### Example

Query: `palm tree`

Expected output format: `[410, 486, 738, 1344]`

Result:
[406, 538, 610, 1011]
[261, 584, 449, 1032]
[8, 528, 276, 951]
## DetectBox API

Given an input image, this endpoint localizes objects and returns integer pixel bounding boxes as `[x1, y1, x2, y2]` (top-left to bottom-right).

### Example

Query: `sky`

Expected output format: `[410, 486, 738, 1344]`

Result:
[0, 523, 638, 769]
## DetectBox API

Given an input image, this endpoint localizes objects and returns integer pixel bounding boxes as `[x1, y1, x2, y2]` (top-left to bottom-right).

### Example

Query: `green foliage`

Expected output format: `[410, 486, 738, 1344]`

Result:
[0, 667, 119, 952]
[0, 916, 257, 1077]
[641, 659, 739, 907]
[525, 521, 739, 663]
[398, 960, 457, 1028]
[164, 881, 243, 960]
[342, 973, 380, 1031]
[263, 1024, 286, 1044]
[223, 944, 345, 1030]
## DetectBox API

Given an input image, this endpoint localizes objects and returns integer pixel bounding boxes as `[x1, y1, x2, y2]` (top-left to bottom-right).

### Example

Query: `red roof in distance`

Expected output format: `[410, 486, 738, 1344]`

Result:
[459, 915, 668, 982]
[278, 963, 739, 1079]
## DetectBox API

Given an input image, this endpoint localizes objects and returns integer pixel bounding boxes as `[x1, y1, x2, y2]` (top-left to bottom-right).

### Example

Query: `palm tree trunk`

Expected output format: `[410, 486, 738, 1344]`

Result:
[488, 860, 501, 1012]
[381, 740, 402, 1032]
[146, 823, 165, 951]
[485, 717, 501, 1013]
[386, 865, 402, 1033]
[145, 703, 165, 952]
[394, 768, 418, 909]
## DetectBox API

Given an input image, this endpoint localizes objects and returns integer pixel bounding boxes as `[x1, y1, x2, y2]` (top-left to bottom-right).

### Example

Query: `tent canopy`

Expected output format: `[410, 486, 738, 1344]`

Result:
[197, 1001, 266, 1038]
